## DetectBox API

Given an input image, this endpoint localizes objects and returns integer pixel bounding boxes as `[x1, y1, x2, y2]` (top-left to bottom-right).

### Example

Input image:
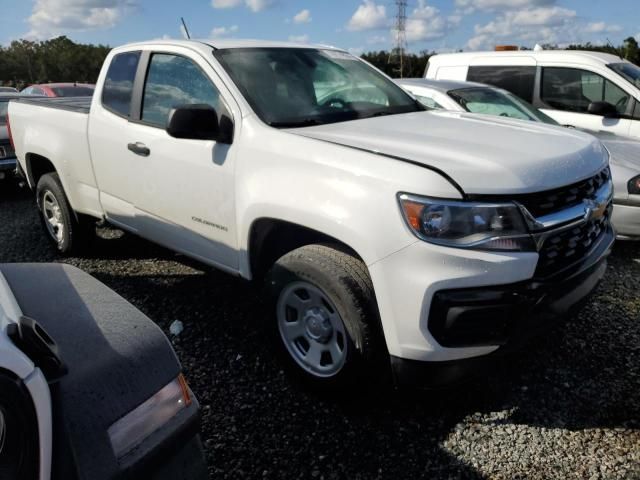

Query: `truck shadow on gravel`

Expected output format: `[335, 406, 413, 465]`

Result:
[89, 241, 639, 480]
[1, 187, 638, 479]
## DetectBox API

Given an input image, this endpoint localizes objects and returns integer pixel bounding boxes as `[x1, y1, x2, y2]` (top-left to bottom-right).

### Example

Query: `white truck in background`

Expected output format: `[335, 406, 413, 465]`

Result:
[8, 39, 615, 389]
[424, 50, 640, 139]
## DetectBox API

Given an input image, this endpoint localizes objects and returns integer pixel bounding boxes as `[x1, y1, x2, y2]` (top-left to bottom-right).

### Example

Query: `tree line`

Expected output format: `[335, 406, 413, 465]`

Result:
[0, 36, 110, 88]
[0, 35, 638, 89]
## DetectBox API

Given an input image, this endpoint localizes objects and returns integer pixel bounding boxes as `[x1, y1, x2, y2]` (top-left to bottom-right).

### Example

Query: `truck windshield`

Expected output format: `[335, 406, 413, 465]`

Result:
[448, 87, 559, 125]
[608, 62, 640, 89]
[213, 48, 422, 128]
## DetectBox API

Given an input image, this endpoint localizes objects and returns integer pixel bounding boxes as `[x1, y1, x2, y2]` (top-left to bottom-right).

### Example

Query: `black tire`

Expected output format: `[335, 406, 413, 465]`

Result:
[265, 244, 389, 390]
[36, 172, 94, 254]
[0, 373, 39, 480]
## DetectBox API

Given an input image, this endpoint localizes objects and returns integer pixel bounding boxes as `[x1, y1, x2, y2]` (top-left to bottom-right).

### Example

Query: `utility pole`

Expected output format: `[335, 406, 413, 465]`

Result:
[389, 0, 408, 78]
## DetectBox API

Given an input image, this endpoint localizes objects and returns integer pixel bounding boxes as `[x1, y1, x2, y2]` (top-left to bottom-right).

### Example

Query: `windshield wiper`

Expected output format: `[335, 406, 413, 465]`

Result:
[268, 118, 322, 128]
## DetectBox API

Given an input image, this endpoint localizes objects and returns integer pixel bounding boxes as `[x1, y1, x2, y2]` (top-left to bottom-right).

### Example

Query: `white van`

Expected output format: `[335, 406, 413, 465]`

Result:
[425, 50, 640, 139]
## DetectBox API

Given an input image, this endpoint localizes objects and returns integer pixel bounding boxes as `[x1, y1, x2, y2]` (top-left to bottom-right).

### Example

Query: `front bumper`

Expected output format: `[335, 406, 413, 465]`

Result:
[369, 225, 614, 386]
[391, 227, 611, 387]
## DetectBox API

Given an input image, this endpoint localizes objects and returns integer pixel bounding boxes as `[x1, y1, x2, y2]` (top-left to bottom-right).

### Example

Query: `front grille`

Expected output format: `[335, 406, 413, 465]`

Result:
[524, 167, 613, 278]
[513, 168, 611, 218]
[535, 211, 610, 277]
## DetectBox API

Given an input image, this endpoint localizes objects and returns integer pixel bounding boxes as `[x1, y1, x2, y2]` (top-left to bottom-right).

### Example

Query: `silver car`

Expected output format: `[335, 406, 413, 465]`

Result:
[397, 78, 640, 239]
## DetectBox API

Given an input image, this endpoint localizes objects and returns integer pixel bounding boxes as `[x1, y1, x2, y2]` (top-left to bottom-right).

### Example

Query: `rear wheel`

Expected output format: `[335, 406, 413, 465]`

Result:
[0, 374, 39, 480]
[266, 244, 388, 390]
[36, 172, 94, 254]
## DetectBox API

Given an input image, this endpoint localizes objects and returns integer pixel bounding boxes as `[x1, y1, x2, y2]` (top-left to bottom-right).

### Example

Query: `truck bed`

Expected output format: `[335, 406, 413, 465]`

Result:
[15, 96, 91, 114]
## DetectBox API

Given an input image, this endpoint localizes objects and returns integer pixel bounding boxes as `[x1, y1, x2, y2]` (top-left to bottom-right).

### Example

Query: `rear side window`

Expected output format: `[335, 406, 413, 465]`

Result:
[141, 53, 222, 127]
[102, 51, 141, 117]
[467, 66, 536, 103]
[541, 67, 631, 115]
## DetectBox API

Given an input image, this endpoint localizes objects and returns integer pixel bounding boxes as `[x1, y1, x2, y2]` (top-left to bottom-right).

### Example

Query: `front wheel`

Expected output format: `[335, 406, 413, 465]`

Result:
[36, 172, 94, 254]
[266, 244, 388, 390]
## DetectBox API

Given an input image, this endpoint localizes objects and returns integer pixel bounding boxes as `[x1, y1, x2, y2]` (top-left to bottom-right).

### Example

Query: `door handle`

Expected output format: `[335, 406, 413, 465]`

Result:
[127, 142, 150, 157]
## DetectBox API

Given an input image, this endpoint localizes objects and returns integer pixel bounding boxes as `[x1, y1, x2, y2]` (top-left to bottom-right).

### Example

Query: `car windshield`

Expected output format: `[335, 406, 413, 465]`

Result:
[0, 101, 8, 124]
[51, 86, 94, 97]
[448, 87, 558, 125]
[608, 62, 640, 89]
[213, 48, 422, 127]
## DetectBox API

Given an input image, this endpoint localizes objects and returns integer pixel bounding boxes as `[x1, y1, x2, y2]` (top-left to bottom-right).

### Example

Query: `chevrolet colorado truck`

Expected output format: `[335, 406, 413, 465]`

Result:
[0, 263, 206, 479]
[8, 40, 615, 388]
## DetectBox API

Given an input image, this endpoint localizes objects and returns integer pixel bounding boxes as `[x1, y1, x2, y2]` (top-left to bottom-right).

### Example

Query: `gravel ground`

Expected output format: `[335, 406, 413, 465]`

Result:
[1, 183, 639, 479]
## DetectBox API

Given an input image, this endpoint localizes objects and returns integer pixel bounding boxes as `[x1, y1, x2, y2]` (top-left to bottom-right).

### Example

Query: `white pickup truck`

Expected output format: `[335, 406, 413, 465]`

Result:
[8, 39, 615, 388]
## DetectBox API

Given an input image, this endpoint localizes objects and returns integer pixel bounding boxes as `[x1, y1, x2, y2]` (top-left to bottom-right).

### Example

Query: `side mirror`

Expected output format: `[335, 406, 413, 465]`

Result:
[166, 104, 233, 144]
[587, 101, 618, 118]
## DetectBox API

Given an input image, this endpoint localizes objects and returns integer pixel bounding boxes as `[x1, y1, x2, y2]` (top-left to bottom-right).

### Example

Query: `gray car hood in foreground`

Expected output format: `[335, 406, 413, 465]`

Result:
[291, 110, 608, 195]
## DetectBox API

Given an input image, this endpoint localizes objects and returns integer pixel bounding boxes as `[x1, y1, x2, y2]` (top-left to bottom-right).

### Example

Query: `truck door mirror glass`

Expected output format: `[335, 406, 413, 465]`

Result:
[588, 101, 619, 118]
[166, 104, 233, 143]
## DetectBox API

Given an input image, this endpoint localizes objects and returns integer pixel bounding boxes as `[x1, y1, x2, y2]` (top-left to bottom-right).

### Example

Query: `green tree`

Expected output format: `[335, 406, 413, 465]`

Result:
[623, 36, 639, 65]
[0, 36, 111, 86]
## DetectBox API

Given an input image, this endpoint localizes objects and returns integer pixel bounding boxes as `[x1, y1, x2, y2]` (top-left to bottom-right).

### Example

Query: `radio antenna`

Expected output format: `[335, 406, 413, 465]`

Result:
[181, 17, 191, 40]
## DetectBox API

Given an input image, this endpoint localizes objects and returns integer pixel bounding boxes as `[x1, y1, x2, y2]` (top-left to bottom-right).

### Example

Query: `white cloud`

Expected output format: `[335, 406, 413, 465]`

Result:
[246, 0, 274, 13]
[348, 47, 364, 56]
[466, 6, 581, 50]
[464, 6, 626, 51]
[27, 0, 136, 38]
[403, 1, 447, 43]
[455, 0, 555, 14]
[347, 1, 387, 32]
[288, 34, 309, 43]
[211, 25, 239, 38]
[293, 9, 311, 24]
[211, 0, 274, 13]
[584, 22, 623, 34]
[211, 0, 242, 8]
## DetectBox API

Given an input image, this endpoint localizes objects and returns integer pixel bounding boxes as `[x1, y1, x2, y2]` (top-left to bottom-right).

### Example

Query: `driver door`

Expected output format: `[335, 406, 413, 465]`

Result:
[126, 50, 240, 271]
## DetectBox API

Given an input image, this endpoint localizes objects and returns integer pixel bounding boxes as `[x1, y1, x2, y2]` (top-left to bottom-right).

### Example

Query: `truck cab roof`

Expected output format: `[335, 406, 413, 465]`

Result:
[119, 38, 344, 53]
[429, 49, 625, 64]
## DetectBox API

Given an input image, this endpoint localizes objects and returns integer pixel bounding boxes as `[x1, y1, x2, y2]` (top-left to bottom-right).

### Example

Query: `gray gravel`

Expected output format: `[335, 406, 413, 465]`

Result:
[1, 183, 639, 479]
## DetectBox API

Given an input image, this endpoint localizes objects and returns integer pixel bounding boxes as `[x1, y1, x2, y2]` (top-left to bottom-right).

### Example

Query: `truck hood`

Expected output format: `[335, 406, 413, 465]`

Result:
[289, 111, 608, 195]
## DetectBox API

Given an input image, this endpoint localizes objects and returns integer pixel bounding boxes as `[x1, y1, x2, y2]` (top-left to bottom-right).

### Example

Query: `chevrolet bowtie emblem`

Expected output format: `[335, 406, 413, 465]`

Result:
[584, 198, 607, 222]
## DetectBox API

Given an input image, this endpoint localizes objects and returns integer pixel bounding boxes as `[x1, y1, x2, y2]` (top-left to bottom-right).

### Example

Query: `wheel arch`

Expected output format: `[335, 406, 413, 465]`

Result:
[247, 218, 366, 282]
[25, 153, 57, 190]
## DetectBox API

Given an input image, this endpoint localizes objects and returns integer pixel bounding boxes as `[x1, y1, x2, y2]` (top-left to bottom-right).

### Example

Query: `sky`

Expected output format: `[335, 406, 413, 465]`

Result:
[0, 0, 638, 54]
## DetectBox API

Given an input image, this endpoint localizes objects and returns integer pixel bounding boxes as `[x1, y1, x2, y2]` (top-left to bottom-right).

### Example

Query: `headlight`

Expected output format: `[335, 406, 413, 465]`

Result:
[108, 374, 192, 459]
[398, 193, 535, 251]
[629, 175, 640, 195]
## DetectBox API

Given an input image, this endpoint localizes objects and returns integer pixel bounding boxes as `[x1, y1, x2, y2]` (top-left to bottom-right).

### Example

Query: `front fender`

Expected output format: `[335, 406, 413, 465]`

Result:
[235, 121, 463, 275]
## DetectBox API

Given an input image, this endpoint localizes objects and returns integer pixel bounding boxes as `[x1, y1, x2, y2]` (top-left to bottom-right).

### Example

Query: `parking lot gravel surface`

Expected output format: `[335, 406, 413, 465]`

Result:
[1, 184, 639, 479]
